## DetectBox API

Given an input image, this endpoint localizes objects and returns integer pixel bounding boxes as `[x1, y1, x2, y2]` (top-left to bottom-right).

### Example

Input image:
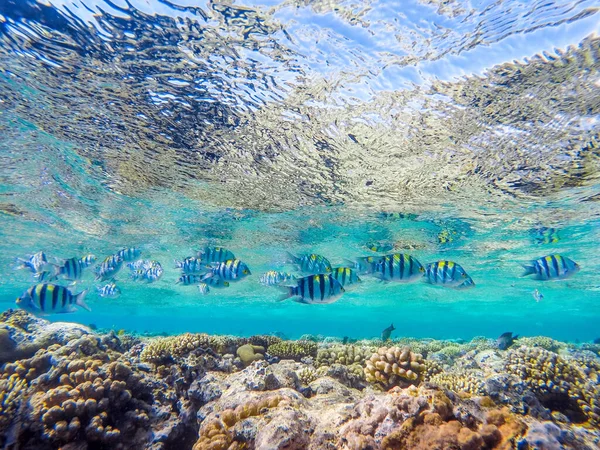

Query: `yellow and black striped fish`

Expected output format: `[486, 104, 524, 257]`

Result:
[424, 261, 470, 287]
[286, 252, 332, 274]
[345, 256, 378, 274]
[116, 247, 142, 262]
[279, 274, 345, 304]
[373, 253, 424, 282]
[95, 255, 123, 281]
[203, 259, 251, 281]
[521, 254, 579, 280]
[330, 267, 361, 288]
[196, 247, 236, 263]
[52, 257, 89, 281]
[16, 283, 90, 314]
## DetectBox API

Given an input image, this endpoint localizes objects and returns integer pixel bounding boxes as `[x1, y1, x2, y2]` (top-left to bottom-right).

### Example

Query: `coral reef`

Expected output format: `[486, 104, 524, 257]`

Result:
[267, 340, 318, 361]
[1, 310, 599, 450]
[365, 346, 426, 388]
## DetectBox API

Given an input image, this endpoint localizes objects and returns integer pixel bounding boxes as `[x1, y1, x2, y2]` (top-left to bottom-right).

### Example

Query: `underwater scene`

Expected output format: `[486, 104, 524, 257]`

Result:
[1, 0, 600, 448]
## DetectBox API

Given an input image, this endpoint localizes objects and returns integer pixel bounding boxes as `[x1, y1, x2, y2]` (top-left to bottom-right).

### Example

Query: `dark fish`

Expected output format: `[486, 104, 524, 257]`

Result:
[424, 261, 470, 287]
[594, 338, 600, 344]
[196, 246, 235, 263]
[381, 323, 395, 341]
[497, 332, 518, 350]
[286, 252, 332, 274]
[373, 253, 424, 282]
[278, 274, 344, 304]
[521, 254, 579, 280]
[16, 283, 90, 315]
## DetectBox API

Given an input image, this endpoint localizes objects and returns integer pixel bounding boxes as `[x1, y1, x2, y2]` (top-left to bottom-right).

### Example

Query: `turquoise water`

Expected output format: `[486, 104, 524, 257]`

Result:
[0, 0, 599, 343]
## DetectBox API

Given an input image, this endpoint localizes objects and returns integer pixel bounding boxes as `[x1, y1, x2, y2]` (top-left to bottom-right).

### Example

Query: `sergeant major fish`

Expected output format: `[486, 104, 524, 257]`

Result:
[14, 251, 49, 273]
[96, 282, 121, 299]
[344, 256, 378, 274]
[202, 276, 230, 289]
[330, 267, 361, 288]
[50, 256, 93, 281]
[203, 259, 251, 282]
[196, 247, 235, 263]
[198, 283, 210, 295]
[521, 254, 579, 280]
[175, 257, 210, 275]
[278, 274, 345, 304]
[373, 253, 424, 282]
[286, 252, 332, 274]
[259, 271, 296, 286]
[116, 247, 142, 262]
[365, 241, 394, 253]
[176, 274, 204, 285]
[455, 276, 475, 290]
[16, 283, 90, 315]
[424, 261, 470, 287]
[95, 255, 123, 281]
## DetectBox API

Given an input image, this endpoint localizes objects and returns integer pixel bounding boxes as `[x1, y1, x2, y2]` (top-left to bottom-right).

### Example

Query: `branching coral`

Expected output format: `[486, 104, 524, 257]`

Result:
[316, 345, 376, 367]
[140, 333, 236, 364]
[364, 346, 426, 388]
[429, 371, 486, 397]
[297, 366, 317, 385]
[267, 340, 318, 361]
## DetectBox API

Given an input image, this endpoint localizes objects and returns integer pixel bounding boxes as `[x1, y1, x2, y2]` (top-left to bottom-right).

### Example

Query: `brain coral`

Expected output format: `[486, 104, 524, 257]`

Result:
[365, 346, 426, 388]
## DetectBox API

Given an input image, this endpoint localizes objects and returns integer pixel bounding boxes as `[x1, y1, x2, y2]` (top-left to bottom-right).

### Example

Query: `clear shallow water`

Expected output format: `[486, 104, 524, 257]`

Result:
[0, 0, 599, 341]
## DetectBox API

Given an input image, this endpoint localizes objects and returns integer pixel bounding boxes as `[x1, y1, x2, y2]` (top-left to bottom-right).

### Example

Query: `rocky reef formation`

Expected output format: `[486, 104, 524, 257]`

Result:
[0, 309, 599, 449]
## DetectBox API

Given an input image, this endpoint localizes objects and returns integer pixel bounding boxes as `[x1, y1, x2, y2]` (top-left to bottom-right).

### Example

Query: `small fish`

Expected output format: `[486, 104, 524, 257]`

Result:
[130, 269, 146, 281]
[127, 259, 152, 271]
[79, 254, 97, 267]
[202, 276, 230, 288]
[344, 256, 378, 274]
[203, 259, 251, 281]
[143, 265, 163, 283]
[379, 212, 418, 221]
[14, 251, 49, 273]
[424, 261, 470, 287]
[533, 289, 543, 302]
[177, 274, 204, 285]
[455, 276, 475, 290]
[116, 247, 142, 262]
[330, 267, 361, 287]
[373, 253, 424, 282]
[175, 257, 210, 275]
[365, 241, 394, 253]
[533, 227, 560, 244]
[497, 332, 518, 350]
[278, 274, 345, 304]
[198, 283, 210, 295]
[381, 323, 395, 341]
[95, 255, 123, 281]
[96, 283, 121, 298]
[196, 246, 236, 263]
[594, 338, 600, 344]
[521, 254, 579, 280]
[286, 252, 332, 274]
[51, 257, 89, 281]
[16, 283, 90, 315]
[259, 271, 296, 286]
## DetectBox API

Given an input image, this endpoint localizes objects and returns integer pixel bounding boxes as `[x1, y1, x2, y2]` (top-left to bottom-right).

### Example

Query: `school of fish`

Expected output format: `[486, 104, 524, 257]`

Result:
[13, 246, 580, 314]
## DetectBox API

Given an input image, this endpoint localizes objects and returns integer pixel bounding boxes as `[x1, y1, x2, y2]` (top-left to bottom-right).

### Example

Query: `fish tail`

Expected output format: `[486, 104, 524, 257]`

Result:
[284, 252, 297, 264]
[174, 259, 182, 268]
[520, 263, 536, 277]
[276, 286, 294, 302]
[75, 290, 91, 312]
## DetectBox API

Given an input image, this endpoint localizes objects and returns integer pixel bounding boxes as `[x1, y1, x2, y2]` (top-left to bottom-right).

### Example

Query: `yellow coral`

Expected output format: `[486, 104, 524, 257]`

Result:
[267, 340, 317, 361]
[430, 371, 486, 397]
[316, 345, 376, 368]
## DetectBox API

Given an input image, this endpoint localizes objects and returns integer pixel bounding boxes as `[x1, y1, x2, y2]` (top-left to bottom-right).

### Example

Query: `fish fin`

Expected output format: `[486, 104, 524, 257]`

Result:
[202, 272, 215, 281]
[520, 264, 536, 277]
[75, 290, 91, 312]
[513, 334, 519, 340]
[276, 286, 293, 302]
[284, 252, 297, 264]
[174, 259, 182, 269]
[391, 323, 395, 330]
[343, 258, 356, 267]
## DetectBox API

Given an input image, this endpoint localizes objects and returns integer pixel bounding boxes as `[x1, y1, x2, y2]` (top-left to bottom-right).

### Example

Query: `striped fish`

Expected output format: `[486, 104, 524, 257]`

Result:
[116, 247, 142, 262]
[279, 274, 345, 304]
[196, 247, 235, 263]
[424, 261, 470, 287]
[365, 241, 394, 253]
[521, 255, 579, 280]
[16, 283, 90, 314]
[52, 257, 89, 281]
[143, 265, 163, 283]
[203, 259, 251, 281]
[198, 283, 210, 295]
[14, 251, 48, 273]
[96, 282, 121, 298]
[345, 256, 378, 274]
[175, 257, 210, 275]
[128, 259, 151, 271]
[373, 253, 424, 282]
[330, 267, 361, 288]
[259, 271, 296, 286]
[286, 253, 332, 274]
[95, 255, 123, 281]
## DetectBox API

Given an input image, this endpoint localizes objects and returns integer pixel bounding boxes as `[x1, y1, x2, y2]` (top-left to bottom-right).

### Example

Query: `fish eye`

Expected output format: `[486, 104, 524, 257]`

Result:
[420, 267, 425, 272]
[243, 269, 249, 274]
